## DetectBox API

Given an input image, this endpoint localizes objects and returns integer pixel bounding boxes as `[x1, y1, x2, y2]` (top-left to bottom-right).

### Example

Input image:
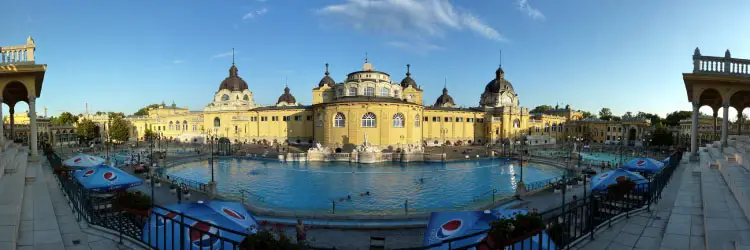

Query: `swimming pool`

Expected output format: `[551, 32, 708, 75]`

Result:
[164, 158, 564, 215]
[535, 149, 635, 165]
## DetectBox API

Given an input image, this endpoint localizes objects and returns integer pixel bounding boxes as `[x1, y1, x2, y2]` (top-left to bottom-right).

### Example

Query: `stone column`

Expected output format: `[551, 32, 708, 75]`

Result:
[0, 96, 3, 151]
[691, 103, 699, 160]
[9, 106, 14, 141]
[713, 110, 718, 142]
[722, 102, 729, 147]
[28, 95, 38, 160]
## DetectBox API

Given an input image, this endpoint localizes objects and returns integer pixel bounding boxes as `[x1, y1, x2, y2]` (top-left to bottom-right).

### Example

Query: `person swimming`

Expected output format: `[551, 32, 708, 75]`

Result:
[419, 178, 424, 183]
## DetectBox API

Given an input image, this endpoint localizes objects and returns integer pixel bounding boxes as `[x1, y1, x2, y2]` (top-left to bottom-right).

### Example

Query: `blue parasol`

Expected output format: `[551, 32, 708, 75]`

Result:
[63, 154, 106, 168]
[590, 168, 648, 192]
[73, 165, 143, 192]
[142, 201, 259, 250]
[662, 157, 670, 164]
[424, 209, 555, 250]
[621, 157, 664, 174]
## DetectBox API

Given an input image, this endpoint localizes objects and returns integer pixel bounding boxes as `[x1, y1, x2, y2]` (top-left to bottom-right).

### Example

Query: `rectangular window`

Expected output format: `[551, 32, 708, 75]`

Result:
[295, 115, 302, 121]
[364, 87, 375, 96]
[272, 116, 279, 121]
[261, 117, 268, 122]
[306, 116, 312, 121]
[424, 116, 429, 122]
[283, 116, 289, 121]
[467, 118, 474, 123]
[433, 117, 440, 122]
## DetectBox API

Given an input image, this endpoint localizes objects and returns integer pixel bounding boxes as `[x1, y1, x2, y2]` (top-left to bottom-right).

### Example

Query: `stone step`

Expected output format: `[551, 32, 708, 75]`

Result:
[24, 161, 38, 184]
[17, 160, 65, 249]
[2, 146, 19, 175]
[0, 148, 29, 250]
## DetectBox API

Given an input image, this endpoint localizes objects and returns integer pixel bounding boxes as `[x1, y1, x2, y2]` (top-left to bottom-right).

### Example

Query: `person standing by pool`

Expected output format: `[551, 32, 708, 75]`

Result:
[296, 219, 306, 243]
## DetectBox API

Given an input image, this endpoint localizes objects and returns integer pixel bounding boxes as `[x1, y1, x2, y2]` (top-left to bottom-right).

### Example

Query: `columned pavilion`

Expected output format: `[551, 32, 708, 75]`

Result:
[0, 36, 47, 160]
[683, 48, 750, 161]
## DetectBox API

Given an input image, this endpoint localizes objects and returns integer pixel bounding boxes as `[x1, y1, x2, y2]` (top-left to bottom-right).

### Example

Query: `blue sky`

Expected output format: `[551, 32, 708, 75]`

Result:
[2, 0, 750, 119]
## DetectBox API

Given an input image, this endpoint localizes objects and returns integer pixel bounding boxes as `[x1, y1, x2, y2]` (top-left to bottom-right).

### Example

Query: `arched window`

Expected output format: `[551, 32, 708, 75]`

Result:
[414, 115, 421, 127]
[362, 112, 376, 128]
[243, 95, 249, 101]
[316, 114, 323, 127]
[348, 87, 357, 96]
[394, 90, 400, 98]
[169, 121, 173, 130]
[544, 123, 549, 133]
[552, 123, 557, 132]
[513, 119, 520, 128]
[536, 127, 540, 133]
[392, 113, 404, 128]
[380, 87, 389, 97]
[364, 87, 375, 96]
[337, 89, 344, 97]
[221, 94, 230, 101]
[334, 113, 346, 128]
[183, 120, 188, 130]
[214, 117, 221, 127]
[175, 121, 180, 130]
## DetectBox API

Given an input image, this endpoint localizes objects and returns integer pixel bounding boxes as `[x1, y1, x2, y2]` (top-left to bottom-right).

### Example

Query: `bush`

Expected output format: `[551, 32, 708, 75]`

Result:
[484, 211, 545, 248]
[239, 221, 304, 250]
[115, 191, 152, 211]
[607, 177, 636, 200]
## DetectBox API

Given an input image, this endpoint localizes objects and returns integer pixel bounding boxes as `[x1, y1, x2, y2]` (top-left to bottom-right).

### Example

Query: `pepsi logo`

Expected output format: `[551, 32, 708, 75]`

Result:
[156, 212, 178, 227]
[74, 158, 82, 163]
[636, 160, 646, 167]
[189, 221, 221, 248]
[103, 172, 118, 181]
[222, 207, 246, 220]
[599, 173, 609, 180]
[83, 169, 95, 178]
[436, 219, 463, 239]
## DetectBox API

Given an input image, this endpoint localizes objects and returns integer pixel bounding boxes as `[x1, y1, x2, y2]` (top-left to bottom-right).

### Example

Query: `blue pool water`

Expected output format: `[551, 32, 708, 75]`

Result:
[165, 158, 564, 215]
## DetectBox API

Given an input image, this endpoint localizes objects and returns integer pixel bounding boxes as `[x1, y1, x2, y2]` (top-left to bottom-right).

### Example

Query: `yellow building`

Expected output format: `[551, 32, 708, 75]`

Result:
[121, 58, 651, 151]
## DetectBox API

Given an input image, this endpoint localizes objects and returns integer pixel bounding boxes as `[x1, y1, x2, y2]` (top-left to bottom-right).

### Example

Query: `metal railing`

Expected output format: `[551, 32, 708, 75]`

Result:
[46, 150, 334, 250]
[397, 150, 683, 250]
[525, 176, 562, 192]
[163, 175, 209, 193]
[239, 189, 266, 203]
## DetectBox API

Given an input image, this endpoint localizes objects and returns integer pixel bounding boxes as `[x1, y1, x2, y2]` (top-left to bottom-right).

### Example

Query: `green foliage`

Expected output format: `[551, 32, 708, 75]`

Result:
[664, 111, 692, 127]
[115, 191, 152, 210]
[607, 178, 636, 200]
[580, 111, 596, 119]
[486, 211, 545, 247]
[144, 128, 156, 141]
[239, 221, 304, 250]
[51, 112, 78, 126]
[75, 118, 99, 142]
[108, 112, 125, 119]
[109, 116, 130, 142]
[530, 105, 554, 114]
[622, 111, 634, 119]
[134, 104, 160, 116]
[599, 108, 613, 121]
[651, 125, 674, 146]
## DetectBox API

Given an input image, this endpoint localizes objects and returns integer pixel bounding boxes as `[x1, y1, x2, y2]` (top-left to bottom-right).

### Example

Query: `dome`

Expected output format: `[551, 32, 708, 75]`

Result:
[277, 86, 297, 104]
[318, 63, 336, 87]
[400, 64, 418, 89]
[219, 64, 249, 92]
[434, 87, 456, 107]
[484, 66, 514, 94]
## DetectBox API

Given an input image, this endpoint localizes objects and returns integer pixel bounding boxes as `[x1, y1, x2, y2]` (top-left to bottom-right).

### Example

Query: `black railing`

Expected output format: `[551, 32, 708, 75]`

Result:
[46, 151, 335, 250]
[163, 175, 208, 193]
[398, 150, 683, 250]
[525, 176, 562, 192]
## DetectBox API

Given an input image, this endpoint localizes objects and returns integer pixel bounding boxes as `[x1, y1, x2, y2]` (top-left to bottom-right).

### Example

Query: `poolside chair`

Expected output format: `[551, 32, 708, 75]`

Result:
[370, 236, 385, 250]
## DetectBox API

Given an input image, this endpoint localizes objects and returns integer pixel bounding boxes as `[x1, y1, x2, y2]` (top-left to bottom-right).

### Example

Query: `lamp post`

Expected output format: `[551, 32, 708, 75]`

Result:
[618, 136, 623, 166]
[210, 134, 215, 183]
[106, 117, 111, 164]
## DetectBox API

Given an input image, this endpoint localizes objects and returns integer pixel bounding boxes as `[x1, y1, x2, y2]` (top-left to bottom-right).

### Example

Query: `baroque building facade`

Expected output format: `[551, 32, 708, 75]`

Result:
[122, 59, 652, 151]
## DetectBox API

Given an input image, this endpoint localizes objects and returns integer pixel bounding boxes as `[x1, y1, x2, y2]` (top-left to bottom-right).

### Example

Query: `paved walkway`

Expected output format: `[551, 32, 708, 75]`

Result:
[573, 154, 692, 250]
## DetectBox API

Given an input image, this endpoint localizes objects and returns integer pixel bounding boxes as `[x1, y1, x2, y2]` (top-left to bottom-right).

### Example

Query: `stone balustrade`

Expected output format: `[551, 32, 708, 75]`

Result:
[0, 43, 35, 65]
[693, 48, 750, 76]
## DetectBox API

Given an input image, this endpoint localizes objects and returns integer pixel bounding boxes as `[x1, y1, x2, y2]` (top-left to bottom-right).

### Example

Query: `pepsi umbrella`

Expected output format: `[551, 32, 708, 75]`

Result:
[662, 157, 671, 165]
[142, 201, 258, 250]
[590, 168, 648, 192]
[73, 165, 143, 192]
[621, 157, 664, 174]
[63, 154, 106, 168]
[424, 209, 555, 250]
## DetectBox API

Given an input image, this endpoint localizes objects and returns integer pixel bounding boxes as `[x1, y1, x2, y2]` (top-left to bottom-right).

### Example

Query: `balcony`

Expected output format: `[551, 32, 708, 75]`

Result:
[1, 37, 36, 66]
[693, 48, 750, 76]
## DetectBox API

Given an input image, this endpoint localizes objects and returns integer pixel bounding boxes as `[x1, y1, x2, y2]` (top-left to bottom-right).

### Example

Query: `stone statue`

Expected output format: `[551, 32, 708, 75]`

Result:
[307, 142, 332, 154]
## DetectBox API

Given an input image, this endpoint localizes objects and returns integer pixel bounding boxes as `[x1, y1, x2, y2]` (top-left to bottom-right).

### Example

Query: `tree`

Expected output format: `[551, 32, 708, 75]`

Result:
[109, 116, 130, 142]
[599, 108, 614, 121]
[650, 125, 674, 146]
[143, 128, 156, 141]
[51, 112, 78, 126]
[530, 105, 554, 114]
[108, 112, 125, 119]
[581, 111, 596, 119]
[134, 104, 160, 116]
[76, 118, 99, 143]
[664, 111, 692, 127]
[622, 111, 634, 119]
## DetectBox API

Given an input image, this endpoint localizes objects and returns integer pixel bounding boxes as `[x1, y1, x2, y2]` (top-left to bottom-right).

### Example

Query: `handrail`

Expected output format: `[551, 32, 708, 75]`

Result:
[162, 174, 208, 192]
[239, 189, 266, 203]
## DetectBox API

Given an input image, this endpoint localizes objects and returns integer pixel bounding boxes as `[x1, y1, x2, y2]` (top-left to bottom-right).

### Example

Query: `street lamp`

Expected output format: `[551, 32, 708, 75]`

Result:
[617, 136, 623, 166]
[210, 134, 215, 183]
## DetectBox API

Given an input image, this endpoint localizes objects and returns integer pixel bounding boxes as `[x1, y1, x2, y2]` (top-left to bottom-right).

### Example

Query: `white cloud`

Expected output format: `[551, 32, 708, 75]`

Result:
[211, 51, 235, 60]
[317, 0, 504, 42]
[172, 60, 184, 64]
[243, 8, 269, 20]
[386, 41, 443, 55]
[517, 0, 544, 20]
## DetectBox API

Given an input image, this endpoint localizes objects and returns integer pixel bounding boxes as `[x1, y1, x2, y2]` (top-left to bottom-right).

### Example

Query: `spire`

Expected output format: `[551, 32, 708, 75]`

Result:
[232, 48, 235, 65]
[285, 76, 288, 88]
[406, 64, 411, 77]
[444, 76, 447, 89]
[365, 52, 368, 63]
[325, 63, 330, 76]
[499, 49, 502, 68]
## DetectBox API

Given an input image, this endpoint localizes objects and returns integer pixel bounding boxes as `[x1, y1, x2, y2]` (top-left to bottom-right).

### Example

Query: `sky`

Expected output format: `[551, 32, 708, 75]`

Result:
[2, 0, 750, 120]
